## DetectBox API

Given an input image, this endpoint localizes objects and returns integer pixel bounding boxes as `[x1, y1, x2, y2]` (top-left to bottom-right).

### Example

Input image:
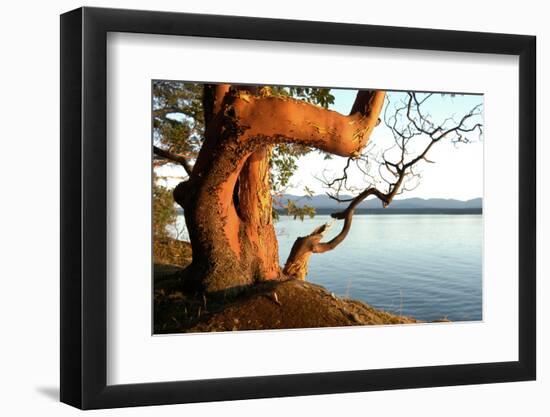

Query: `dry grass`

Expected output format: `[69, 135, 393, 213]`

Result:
[153, 237, 192, 266]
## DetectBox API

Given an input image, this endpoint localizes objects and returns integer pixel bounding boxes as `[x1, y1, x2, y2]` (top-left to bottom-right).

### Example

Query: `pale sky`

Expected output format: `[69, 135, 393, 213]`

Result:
[156, 89, 484, 201]
[284, 89, 483, 200]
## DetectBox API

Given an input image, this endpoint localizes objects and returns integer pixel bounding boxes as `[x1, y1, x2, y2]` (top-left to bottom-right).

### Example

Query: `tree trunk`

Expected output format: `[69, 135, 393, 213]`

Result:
[173, 86, 386, 295]
[237, 146, 281, 281]
[174, 93, 281, 295]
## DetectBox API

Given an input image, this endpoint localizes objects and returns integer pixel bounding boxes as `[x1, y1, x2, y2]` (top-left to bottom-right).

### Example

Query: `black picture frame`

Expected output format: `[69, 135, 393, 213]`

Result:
[60, 6, 536, 410]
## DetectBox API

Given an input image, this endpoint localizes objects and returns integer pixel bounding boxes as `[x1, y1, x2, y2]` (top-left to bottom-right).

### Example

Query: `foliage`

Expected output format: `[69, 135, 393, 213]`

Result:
[270, 86, 335, 108]
[269, 144, 301, 191]
[286, 200, 316, 221]
[153, 81, 204, 161]
[153, 174, 177, 238]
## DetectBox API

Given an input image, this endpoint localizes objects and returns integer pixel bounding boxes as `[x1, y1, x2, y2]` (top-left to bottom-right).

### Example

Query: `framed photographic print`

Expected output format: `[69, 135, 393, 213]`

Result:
[60, 6, 536, 409]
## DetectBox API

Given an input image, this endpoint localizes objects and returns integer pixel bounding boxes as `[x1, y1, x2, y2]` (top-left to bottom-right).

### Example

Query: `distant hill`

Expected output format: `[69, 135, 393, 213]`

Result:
[276, 194, 482, 210]
[175, 195, 482, 215]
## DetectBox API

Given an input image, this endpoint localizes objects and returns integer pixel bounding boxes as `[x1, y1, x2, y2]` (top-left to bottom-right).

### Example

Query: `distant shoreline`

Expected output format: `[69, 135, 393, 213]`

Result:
[175, 208, 482, 215]
[276, 208, 482, 215]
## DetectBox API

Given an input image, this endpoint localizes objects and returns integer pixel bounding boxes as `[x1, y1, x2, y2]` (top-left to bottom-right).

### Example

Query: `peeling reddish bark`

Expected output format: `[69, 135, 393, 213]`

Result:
[237, 146, 280, 280]
[231, 90, 385, 157]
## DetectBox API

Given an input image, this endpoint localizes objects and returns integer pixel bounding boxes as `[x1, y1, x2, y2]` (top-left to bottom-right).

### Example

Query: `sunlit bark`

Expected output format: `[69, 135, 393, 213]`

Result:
[174, 86, 386, 294]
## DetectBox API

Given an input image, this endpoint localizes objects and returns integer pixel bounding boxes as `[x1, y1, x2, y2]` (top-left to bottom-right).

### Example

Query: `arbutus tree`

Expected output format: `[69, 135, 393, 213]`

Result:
[153, 83, 482, 296]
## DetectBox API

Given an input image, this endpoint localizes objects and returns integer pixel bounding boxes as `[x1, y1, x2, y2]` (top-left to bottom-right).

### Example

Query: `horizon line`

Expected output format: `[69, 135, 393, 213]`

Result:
[278, 194, 483, 201]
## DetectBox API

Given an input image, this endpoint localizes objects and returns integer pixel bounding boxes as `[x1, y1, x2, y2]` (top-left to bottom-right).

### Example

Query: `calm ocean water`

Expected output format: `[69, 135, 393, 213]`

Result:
[276, 214, 482, 322]
[172, 214, 483, 322]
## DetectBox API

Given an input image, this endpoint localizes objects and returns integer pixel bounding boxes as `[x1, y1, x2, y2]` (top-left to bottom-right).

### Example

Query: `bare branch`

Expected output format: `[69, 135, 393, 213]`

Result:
[285, 91, 483, 278]
[153, 145, 193, 175]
